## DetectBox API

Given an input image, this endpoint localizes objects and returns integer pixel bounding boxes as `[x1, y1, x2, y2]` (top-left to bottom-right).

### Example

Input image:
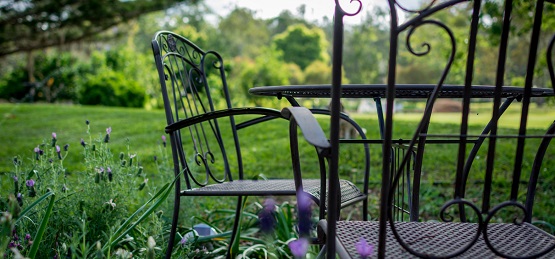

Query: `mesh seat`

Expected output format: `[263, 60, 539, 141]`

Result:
[321, 221, 555, 258]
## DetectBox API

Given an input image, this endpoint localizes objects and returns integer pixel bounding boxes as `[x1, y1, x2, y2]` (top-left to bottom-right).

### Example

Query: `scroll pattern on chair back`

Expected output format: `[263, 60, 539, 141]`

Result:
[152, 31, 239, 190]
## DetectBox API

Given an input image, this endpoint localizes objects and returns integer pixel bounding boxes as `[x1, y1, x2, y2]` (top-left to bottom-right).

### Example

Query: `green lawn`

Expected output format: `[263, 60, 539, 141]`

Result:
[0, 103, 167, 174]
[2, 102, 555, 224]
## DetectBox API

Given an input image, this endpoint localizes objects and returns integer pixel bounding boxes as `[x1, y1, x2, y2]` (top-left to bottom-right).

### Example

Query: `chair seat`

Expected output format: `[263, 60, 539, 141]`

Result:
[182, 179, 366, 208]
[319, 220, 555, 258]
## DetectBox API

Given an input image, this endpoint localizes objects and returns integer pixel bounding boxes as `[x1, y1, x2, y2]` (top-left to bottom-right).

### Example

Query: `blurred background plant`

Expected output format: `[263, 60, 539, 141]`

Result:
[1, 1, 551, 109]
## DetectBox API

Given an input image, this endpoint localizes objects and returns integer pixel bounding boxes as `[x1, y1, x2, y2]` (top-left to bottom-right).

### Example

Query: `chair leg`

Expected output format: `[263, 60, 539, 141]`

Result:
[165, 185, 181, 259]
[226, 196, 244, 259]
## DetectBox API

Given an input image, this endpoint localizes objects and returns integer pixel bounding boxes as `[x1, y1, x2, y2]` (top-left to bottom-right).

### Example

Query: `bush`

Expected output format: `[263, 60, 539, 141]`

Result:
[0, 53, 81, 103]
[78, 69, 145, 107]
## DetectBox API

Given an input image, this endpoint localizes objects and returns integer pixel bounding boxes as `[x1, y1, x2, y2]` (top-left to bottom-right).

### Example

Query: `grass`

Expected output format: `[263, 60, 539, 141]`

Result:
[0, 103, 167, 174]
[2, 102, 555, 228]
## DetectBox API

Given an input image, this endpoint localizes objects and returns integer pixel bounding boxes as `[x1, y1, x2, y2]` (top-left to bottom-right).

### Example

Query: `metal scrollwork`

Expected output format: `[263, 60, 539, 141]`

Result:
[167, 34, 177, 52]
[334, 0, 362, 17]
[482, 201, 555, 258]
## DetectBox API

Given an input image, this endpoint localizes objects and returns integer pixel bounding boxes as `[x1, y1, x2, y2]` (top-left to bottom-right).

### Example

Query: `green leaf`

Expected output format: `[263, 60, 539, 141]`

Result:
[28, 191, 56, 258]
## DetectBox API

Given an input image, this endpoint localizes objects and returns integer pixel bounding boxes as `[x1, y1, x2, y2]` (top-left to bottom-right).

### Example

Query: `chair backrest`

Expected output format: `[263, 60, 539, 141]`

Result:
[152, 31, 242, 189]
[328, 0, 555, 257]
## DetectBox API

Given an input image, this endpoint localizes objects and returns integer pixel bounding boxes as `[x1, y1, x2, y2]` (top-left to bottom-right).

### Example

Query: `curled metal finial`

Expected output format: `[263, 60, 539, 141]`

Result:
[167, 34, 177, 52]
[405, 19, 456, 63]
[335, 0, 363, 17]
[395, 0, 437, 14]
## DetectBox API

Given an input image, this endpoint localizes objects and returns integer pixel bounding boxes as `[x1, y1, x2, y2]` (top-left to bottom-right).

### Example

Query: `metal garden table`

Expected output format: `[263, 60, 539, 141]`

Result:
[250, 84, 554, 221]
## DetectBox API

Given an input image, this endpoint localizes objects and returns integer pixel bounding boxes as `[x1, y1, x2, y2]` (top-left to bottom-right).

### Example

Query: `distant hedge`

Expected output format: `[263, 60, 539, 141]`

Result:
[78, 69, 145, 108]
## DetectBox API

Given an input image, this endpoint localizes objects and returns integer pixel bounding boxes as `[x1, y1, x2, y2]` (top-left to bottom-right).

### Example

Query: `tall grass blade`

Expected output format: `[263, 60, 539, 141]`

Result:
[102, 172, 180, 253]
[28, 191, 55, 258]
[15, 191, 55, 224]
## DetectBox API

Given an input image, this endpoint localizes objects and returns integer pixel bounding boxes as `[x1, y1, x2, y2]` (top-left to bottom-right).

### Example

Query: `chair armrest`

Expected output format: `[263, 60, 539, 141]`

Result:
[281, 107, 331, 149]
[165, 107, 283, 133]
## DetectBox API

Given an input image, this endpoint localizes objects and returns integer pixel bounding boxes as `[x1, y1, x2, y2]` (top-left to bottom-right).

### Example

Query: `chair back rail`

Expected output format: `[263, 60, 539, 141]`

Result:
[326, 0, 555, 258]
[152, 31, 240, 189]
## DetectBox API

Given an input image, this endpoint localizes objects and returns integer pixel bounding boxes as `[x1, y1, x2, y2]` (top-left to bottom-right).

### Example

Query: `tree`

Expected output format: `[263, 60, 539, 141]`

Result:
[0, 0, 200, 57]
[272, 24, 329, 70]
[216, 7, 270, 59]
[267, 9, 310, 36]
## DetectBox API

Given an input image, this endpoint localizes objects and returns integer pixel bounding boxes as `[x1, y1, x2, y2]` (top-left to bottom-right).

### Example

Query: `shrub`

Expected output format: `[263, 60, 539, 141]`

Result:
[0, 53, 81, 103]
[78, 69, 145, 107]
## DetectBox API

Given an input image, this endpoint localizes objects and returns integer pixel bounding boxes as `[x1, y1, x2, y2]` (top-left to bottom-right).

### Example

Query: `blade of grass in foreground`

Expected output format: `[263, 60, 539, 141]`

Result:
[15, 191, 55, 224]
[28, 191, 55, 258]
[102, 172, 180, 253]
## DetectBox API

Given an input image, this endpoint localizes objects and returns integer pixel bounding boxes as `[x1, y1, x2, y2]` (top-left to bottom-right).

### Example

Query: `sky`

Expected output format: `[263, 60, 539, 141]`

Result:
[204, 0, 396, 24]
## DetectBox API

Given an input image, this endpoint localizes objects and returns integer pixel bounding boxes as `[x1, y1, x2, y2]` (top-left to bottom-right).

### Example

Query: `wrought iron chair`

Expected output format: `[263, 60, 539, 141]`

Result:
[284, 0, 555, 258]
[151, 31, 371, 258]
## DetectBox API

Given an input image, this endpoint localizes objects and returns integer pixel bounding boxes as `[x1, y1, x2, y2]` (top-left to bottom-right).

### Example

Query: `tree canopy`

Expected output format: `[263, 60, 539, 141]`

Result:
[0, 0, 199, 57]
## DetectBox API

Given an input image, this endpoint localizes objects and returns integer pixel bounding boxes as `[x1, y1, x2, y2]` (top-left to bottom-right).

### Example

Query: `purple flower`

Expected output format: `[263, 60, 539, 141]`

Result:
[258, 198, 276, 233]
[107, 167, 113, 182]
[26, 179, 35, 187]
[104, 127, 112, 143]
[27, 179, 36, 197]
[153, 155, 157, 162]
[25, 233, 31, 241]
[34, 146, 42, 160]
[64, 144, 69, 151]
[288, 238, 309, 258]
[51, 132, 57, 147]
[179, 236, 187, 246]
[86, 120, 90, 125]
[162, 135, 167, 147]
[56, 145, 62, 159]
[297, 191, 313, 236]
[356, 237, 374, 258]
[80, 138, 86, 147]
[13, 176, 18, 182]
[16, 193, 23, 206]
[263, 198, 276, 211]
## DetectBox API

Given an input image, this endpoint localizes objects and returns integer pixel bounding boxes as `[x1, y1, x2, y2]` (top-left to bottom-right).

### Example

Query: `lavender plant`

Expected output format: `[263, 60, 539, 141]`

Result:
[0, 121, 173, 258]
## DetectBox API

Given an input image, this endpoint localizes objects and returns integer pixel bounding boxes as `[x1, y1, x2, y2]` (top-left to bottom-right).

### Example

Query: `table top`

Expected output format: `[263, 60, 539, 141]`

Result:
[249, 84, 554, 99]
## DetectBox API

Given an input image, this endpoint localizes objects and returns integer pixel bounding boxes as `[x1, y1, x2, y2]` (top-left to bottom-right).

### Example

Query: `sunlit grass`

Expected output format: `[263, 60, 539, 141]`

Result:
[389, 101, 555, 130]
[2, 102, 555, 225]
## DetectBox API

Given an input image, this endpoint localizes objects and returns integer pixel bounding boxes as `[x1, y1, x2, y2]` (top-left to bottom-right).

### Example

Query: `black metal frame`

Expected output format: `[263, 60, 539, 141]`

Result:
[284, 0, 555, 258]
[151, 31, 371, 258]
